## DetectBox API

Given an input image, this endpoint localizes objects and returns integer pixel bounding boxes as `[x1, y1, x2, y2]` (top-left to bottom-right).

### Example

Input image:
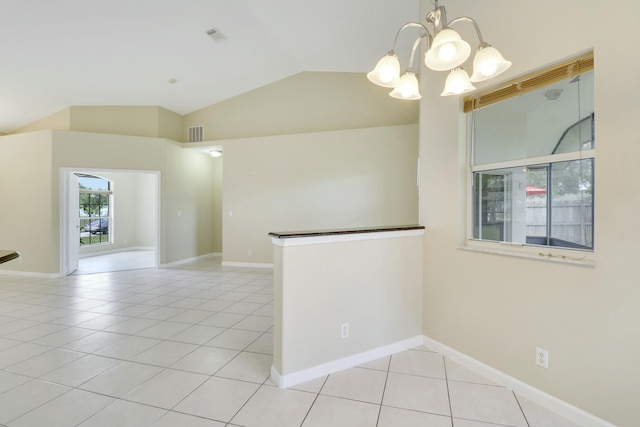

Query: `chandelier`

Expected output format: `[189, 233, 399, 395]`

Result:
[367, 0, 511, 100]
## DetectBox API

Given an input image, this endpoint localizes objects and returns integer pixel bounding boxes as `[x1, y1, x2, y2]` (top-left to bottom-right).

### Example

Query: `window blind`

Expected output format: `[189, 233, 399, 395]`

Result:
[463, 51, 594, 113]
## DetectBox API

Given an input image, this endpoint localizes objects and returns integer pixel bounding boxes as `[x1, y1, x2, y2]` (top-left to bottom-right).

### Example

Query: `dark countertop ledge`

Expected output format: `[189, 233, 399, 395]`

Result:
[0, 250, 20, 265]
[268, 225, 425, 239]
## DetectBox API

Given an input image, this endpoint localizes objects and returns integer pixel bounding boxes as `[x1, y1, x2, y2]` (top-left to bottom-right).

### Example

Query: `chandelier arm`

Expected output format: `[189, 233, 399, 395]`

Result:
[447, 16, 488, 47]
[391, 22, 432, 53]
[407, 33, 429, 71]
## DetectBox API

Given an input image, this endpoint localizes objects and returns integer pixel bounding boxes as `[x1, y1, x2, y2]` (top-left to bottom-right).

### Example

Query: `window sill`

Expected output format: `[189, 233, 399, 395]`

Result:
[458, 241, 595, 267]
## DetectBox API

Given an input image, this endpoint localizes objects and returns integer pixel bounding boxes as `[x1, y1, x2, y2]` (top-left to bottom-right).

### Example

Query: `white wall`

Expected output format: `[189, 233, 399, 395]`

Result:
[221, 125, 419, 264]
[419, 0, 637, 424]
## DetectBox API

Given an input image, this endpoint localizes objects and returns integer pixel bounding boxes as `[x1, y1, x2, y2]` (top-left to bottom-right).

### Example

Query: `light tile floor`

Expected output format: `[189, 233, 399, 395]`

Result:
[0, 257, 580, 426]
[75, 250, 156, 275]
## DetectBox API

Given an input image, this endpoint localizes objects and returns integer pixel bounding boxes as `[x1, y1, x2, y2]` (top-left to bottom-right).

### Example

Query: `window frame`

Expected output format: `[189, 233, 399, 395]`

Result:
[463, 53, 595, 265]
[78, 175, 113, 246]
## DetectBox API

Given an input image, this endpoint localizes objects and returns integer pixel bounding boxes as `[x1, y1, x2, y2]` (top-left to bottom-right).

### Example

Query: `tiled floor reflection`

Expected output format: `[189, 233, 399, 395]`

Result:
[0, 257, 580, 426]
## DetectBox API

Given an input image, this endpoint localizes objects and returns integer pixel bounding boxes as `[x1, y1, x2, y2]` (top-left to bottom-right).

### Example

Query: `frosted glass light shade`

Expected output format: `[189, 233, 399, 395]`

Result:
[390, 72, 421, 100]
[367, 53, 401, 87]
[424, 28, 471, 71]
[441, 68, 475, 96]
[470, 46, 512, 82]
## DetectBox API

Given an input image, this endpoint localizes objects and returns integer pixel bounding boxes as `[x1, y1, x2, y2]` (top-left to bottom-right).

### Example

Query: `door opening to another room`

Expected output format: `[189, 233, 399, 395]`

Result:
[62, 169, 160, 275]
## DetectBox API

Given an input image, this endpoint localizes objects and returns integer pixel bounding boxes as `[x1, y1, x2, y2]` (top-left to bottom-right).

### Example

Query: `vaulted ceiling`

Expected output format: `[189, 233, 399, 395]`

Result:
[0, 0, 420, 133]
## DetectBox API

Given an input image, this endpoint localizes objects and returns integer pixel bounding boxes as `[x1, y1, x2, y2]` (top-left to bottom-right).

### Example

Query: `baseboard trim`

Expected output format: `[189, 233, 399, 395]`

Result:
[221, 261, 273, 269]
[160, 252, 221, 268]
[79, 246, 154, 259]
[2, 251, 223, 276]
[0, 270, 61, 279]
[272, 335, 423, 388]
[422, 335, 615, 427]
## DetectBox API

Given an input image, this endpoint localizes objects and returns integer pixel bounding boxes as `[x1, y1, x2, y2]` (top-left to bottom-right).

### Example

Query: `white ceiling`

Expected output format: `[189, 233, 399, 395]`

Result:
[0, 0, 420, 133]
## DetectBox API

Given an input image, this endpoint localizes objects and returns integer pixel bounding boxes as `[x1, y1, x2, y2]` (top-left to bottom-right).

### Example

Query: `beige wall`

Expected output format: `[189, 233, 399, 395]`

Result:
[273, 231, 424, 380]
[2, 118, 411, 273]
[419, 0, 635, 424]
[0, 130, 219, 274]
[12, 106, 184, 141]
[69, 106, 158, 137]
[135, 173, 158, 247]
[184, 72, 418, 141]
[12, 108, 72, 134]
[0, 132, 55, 273]
[157, 107, 185, 142]
[162, 142, 219, 263]
[221, 124, 419, 264]
[11, 72, 416, 143]
[211, 156, 223, 253]
[53, 132, 218, 268]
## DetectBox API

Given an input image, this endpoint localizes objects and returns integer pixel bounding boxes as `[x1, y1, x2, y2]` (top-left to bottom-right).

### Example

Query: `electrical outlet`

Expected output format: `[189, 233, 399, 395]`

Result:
[247, 249, 252, 256]
[340, 323, 349, 339]
[536, 347, 549, 368]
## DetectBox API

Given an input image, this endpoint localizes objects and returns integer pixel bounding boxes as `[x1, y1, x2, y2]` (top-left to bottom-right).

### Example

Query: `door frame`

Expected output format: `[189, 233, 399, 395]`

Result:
[60, 167, 161, 275]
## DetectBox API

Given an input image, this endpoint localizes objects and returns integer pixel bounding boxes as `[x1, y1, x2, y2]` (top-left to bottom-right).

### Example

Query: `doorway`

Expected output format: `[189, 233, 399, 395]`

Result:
[61, 168, 160, 275]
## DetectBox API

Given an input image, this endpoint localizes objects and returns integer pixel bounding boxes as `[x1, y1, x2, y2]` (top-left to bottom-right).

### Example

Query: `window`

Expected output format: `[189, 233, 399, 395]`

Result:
[77, 174, 112, 245]
[466, 53, 594, 251]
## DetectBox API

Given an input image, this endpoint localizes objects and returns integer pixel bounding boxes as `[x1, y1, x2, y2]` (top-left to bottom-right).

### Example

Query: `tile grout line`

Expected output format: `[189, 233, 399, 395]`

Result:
[4, 260, 567, 427]
[0, 378, 76, 426]
[298, 374, 330, 427]
[443, 355, 455, 427]
[0, 269, 275, 426]
[513, 391, 532, 427]
[374, 351, 393, 426]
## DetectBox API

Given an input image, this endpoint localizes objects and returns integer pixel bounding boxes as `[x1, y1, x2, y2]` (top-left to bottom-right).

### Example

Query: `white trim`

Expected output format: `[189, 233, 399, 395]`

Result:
[0, 270, 62, 279]
[221, 261, 273, 269]
[60, 168, 72, 275]
[422, 335, 615, 427]
[459, 243, 595, 267]
[471, 149, 595, 172]
[160, 252, 221, 268]
[79, 246, 155, 259]
[271, 335, 423, 388]
[270, 229, 425, 247]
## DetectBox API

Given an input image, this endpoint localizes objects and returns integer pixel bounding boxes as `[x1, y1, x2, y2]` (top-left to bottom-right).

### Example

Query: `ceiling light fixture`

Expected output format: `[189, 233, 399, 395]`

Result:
[206, 28, 227, 42]
[368, 0, 511, 99]
[209, 150, 222, 158]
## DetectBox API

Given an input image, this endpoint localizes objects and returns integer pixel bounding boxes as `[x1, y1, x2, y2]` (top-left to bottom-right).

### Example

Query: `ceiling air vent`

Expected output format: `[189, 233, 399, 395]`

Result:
[188, 125, 204, 143]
